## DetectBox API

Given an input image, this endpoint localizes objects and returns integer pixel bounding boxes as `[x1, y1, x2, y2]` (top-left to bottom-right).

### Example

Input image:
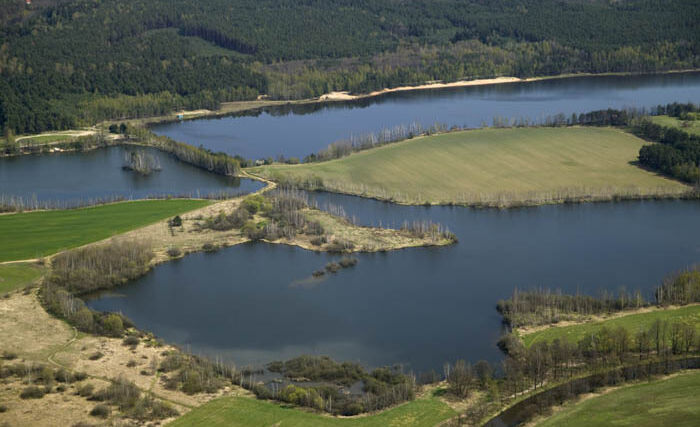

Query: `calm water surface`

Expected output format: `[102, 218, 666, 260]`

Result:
[89, 197, 700, 373]
[0, 146, 263, 205]
[152, 72, 700, 159]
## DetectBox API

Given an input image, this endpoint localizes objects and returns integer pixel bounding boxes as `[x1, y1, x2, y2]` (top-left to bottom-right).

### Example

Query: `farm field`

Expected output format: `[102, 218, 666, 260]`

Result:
[169, 392, 456, 427]
[521, 305, 700, 347]
[0, 199, 209, 262]
[0, 263, 44, 294]
[250, 127, 688, 206]
[535, 370, 700, 427]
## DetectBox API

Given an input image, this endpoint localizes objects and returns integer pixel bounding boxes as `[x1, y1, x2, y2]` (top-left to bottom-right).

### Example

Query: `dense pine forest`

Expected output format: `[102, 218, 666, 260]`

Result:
[1, 0, 698, 135]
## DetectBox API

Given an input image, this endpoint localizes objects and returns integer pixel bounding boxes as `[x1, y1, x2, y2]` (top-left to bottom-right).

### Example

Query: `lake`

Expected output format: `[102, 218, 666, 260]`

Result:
[152, 72, 700, 160]
[88, 196, 700, 373]
[0, 146, 263, 207]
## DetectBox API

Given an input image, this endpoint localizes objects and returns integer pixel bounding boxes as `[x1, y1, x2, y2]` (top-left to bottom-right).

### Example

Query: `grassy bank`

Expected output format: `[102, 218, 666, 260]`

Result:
[0, 263, 45, 294]
[250, 127, 689, 206]
[535, 370, 700, 427]
[169, 392, 456, 427]
[650, 115, 700, 136]
[0, 200, 210, 262]
[521, 305, 700, 348]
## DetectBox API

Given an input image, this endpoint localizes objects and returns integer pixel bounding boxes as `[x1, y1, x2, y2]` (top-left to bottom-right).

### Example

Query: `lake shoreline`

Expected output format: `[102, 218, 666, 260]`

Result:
[127, 69, 700, 128]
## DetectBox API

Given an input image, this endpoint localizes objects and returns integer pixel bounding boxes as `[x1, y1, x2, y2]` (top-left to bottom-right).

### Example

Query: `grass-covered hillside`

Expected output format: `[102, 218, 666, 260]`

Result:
[0, 199, 209, 262]
[252, 127, 688, 206]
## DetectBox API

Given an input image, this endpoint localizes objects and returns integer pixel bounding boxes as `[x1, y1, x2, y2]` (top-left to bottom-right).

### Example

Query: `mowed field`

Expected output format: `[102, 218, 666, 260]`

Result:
[650, 115, 700, 136]
[521, 305, 700, 348]
[251, 127, 688, 206]
[0, 263, 44, 294]
[169, 393, 456, 427]
[0, 199, 209, 262]
[535, 370, 700, 427]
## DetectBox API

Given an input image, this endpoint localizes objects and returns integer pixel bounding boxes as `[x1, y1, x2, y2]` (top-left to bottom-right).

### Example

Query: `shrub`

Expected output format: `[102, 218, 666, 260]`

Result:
[101, 314, 124, 337]
[73, 371, 88, 381]
[202, 242, 218, 252]
[123, 335, 140, 347]
[169, 215, 183, 227]
[89, 352, 104, 361]
[310, 236, 327, 246]
[325, 262, 341, 273]
[54, 368, 73, 383]
[166, 247, 182, 258]
[0, 404, 7, 412]
[338, 257, 358, 268]
[20, 386, 45, 399]
[90, 404, 110, 418]
[127, 360, 138, 368]
[77, 383, 95, 397]
[2, 351, 17, 360]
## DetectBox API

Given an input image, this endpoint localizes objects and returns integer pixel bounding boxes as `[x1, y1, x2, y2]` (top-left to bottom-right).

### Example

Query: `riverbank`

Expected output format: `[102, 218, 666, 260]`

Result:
[249, 127, 691, 208]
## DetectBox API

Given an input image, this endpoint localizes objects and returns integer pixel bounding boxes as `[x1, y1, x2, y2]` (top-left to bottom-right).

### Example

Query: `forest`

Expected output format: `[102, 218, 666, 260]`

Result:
[1, 0, 698, 135]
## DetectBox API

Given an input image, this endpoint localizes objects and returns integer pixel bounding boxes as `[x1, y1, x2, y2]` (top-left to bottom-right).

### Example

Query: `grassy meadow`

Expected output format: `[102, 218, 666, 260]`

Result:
[535, 370, 700, 427]
[169, 393, 456, 427]
[0, 263, 45, 294]
[521, 305, 700, 348]
[0, 199, 209, 262]
[250, 127, 688, 206]
[650, 115, 700, 136]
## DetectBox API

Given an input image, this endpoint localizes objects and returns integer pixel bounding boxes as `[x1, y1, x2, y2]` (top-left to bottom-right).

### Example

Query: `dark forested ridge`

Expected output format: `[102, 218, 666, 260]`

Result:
[1, 0, 698, 135]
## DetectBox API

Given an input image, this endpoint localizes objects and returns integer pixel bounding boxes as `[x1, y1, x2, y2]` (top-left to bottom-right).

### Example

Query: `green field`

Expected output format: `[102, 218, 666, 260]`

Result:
[0, 200, 209, 262]
[521, 305, 700, 348]
[250, 127, 687, 206]
[0, 263, 45, 294]
[535, 370, 700, 427]
[169, 393, 456, 427]
[650, 115, 700, 136]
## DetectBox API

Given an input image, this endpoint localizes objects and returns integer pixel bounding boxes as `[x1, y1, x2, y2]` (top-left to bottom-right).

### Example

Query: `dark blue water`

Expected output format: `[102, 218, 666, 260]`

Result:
[0, 146, 263, 206]
[89, 197, 700, 373]
[152, 72, 700, 160]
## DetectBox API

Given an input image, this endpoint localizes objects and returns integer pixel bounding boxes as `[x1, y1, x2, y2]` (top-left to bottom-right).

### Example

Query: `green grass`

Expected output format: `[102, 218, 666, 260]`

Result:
[0, 199, 209, 262]
[250, 127, 687, 205]
[535, 370, 700, 427]
[169, 393, 456, 427]
[650, 115, 700, 136]
[522, 305, 700, 348]
[0, 263, 45, 294]
[17, 134, 75, 144]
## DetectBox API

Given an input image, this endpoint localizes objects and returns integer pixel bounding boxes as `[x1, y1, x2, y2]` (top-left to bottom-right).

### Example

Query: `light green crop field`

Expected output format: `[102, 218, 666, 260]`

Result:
[535, 370, 700, 427]
[521, 305, 700, 348]
[0, 199, 209, 262]
[169, 393, 456, 427]
[650, 115, 700, 136]
[250, 127, 688, 206]
[0, 263, 45, 294]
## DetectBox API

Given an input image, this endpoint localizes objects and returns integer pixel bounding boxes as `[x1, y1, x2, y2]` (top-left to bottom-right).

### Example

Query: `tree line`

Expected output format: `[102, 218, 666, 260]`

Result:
[1, 0, 698, 135]
[498, 265, 700, 329]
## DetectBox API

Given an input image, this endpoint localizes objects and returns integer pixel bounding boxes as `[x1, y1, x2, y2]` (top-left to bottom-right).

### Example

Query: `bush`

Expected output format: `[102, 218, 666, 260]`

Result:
[338, 257, 358, 268]
[325, 262, 341, 273]
[0, 404, 7, 413]
[89, 352, 104, 361]
[2, 351, 17, 360]
[127, 360, 138, 368]
[54, 368, 73, 383]
[166, 247, 182, 258]
[101, 314, 124, 337]
[20, 386, 45, 399]
[310, 236, 327, 246]
[77, 383, 95, 397]
[123, 335, 140, 347]
[169, 215, 183, 227]
[73, 371, 88, 381]
[202, 242, 218, 252]
[90, 404, 111, 418]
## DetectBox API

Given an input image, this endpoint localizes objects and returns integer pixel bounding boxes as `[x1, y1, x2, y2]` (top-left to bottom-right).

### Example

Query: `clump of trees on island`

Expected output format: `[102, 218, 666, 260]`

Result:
[122, 150, 162, 176]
